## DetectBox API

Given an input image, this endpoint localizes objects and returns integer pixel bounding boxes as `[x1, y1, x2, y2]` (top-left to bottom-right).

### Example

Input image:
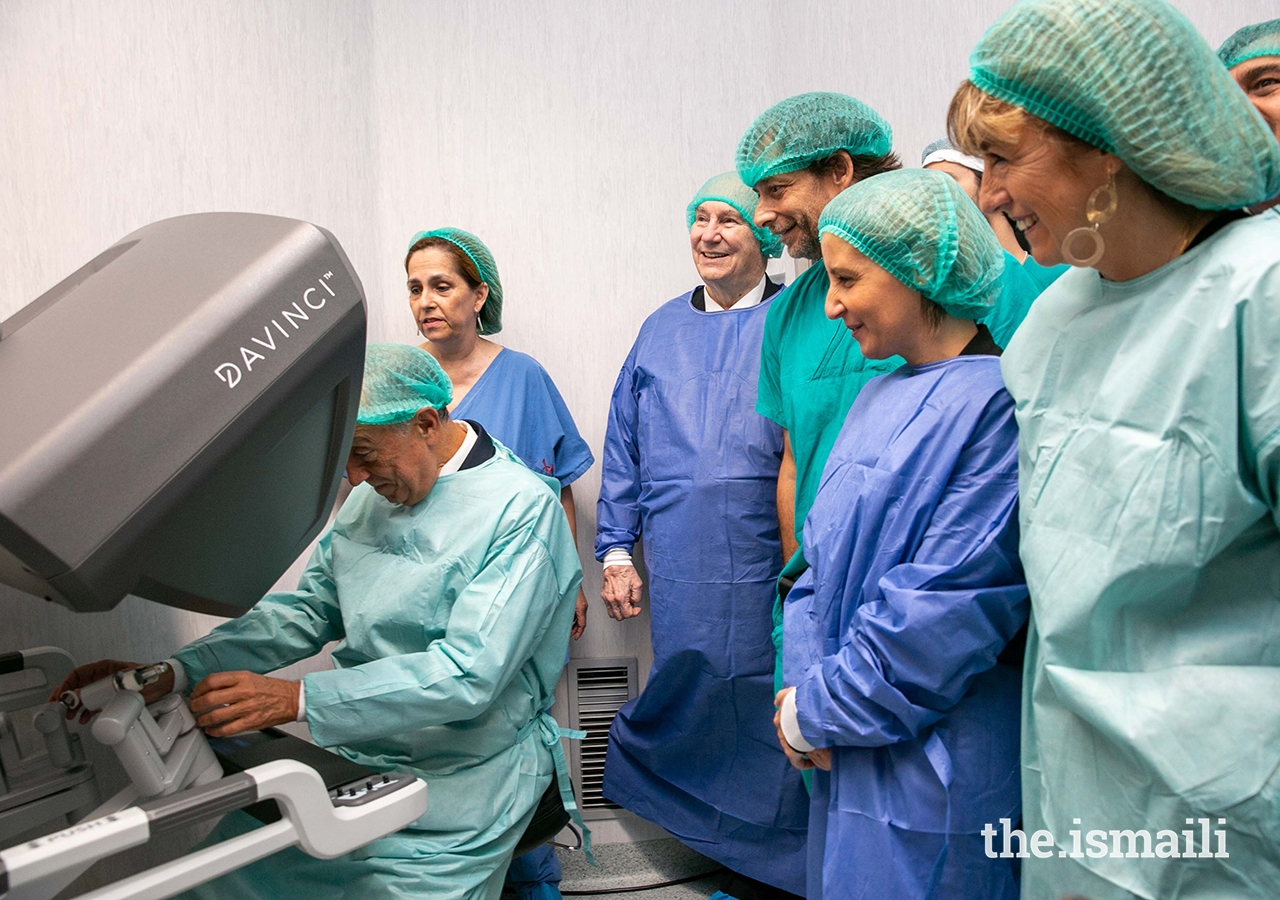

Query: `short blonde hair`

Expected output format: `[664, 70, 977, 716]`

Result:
[947, 79, 1087, 159]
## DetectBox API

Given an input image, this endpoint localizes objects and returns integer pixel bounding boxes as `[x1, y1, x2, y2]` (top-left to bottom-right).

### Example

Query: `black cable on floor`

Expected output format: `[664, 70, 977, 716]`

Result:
[558, 866, 726, 895]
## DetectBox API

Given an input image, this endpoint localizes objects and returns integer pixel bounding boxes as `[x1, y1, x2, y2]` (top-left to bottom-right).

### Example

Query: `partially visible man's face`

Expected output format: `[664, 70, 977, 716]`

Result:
[1232, 56, 1280, 141]
[751, 168, 846, 260]
[345, 410, 444, 506]
[925, 160, 982, 205]
[689, 201, 763, 287]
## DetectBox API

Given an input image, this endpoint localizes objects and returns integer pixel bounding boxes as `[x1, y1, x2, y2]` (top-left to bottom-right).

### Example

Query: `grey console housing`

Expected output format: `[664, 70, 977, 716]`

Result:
[0, 213, 366, 615]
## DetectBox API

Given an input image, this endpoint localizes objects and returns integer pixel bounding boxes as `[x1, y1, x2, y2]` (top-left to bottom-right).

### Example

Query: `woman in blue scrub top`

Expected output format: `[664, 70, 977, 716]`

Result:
[406, 228, 594, 900]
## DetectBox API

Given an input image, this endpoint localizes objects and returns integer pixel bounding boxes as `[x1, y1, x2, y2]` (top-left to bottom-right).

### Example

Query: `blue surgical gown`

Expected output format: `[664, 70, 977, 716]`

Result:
[761, 255, 1044, 708]
[1004, 212, 1280, 899]
[453, 347, 594, 488]
[784, 353, 1028, 900]
[172, 439, 583, 900]
[596, 288, 809, 894]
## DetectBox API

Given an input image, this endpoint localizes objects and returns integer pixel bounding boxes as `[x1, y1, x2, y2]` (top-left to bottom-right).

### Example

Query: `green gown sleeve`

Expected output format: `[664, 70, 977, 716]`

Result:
[1243, 261, 1280, 521]
[302, 515, 572, 748]
[170, 531, 345, 687]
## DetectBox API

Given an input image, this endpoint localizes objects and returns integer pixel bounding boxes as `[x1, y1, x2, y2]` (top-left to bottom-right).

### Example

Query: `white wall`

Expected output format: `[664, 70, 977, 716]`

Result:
[2, 0, 1276, 858]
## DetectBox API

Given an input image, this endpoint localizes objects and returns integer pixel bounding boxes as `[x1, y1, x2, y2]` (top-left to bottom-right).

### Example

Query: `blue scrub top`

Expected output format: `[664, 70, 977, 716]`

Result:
[453, 347, 594, 488]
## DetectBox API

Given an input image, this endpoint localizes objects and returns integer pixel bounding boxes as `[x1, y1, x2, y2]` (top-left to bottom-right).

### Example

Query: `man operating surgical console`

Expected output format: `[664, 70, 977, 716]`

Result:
[56, 343, 583, 900]
[0, 214, 582, 900]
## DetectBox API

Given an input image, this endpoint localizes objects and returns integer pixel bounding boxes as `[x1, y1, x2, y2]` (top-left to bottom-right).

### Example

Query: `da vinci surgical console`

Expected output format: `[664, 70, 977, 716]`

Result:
[0, 214, 428, 899]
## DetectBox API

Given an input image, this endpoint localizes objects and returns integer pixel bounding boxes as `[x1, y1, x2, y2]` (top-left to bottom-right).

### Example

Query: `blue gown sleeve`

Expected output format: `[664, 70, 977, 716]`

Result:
[782, 568, 822, 689]
[302, 506, 577, 747]
[595, 344, 642, 559]
[170, 531, 345, 687]
[537, 366, 595, 488]
[792, 394, 1029, 750]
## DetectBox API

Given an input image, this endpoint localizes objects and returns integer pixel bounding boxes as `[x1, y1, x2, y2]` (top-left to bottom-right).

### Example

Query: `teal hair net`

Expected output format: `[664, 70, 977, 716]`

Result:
[818, 168, 1004, 321]
[686, 172, 783, 259]
[406, 228, 503, 335]
[735, 92, 893, 188]
[357, 343, 453, 426]
[1219, 19, 1280, 69]
[969, 0, 1280, 210]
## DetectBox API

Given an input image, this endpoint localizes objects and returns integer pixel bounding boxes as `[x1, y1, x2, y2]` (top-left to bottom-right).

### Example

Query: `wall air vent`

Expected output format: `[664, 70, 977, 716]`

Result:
[566, 658, 638, 814]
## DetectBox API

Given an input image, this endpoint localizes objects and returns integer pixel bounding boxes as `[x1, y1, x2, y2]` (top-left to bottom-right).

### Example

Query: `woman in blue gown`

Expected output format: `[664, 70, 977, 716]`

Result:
[775, 170, 1029, 900]
[405, 228, 594, 900]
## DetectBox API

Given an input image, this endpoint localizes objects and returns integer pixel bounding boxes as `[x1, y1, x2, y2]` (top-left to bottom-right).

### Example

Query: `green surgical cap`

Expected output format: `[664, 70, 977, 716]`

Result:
[406, 228, 503, 334]
[969, 0, 1280, 210]
[686, 172, 783, 259]
[1219, 19, 1280, 69]
[357, 343, 453, 426]
[735, 92, 893, 188]
[818, 169, 1004, 321]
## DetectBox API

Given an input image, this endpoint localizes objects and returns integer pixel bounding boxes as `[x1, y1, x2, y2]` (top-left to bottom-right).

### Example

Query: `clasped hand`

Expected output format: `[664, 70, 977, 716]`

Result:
[773, 687, 832, 772]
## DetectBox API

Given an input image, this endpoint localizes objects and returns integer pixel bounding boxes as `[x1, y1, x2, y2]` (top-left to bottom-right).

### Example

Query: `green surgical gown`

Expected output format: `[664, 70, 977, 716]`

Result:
[981, 251, 1045, 349]
[757, 262, 900, 544]
[1003, 212, 1280, 899]
[172, 439, 583, 900]
[1020, 256, 1069, 293]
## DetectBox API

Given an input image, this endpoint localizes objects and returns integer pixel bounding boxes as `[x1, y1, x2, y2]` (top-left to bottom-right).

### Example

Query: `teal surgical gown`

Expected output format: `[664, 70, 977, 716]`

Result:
[1004, 212, 1280, 899]
[172, 430, 583, 900]
[1019, 256, 1068, 293]
[981, 251, 1045, 350]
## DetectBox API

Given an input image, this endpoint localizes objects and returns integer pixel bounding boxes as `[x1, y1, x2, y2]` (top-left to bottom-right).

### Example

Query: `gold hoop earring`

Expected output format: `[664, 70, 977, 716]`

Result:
[1062, 170, 1118, 268]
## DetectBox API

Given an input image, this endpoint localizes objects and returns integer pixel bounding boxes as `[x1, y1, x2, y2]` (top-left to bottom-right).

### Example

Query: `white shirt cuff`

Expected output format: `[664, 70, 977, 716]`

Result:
[602, 547, 634, 569]
[296, 679, 306, 722]
[781, 689, 817, 753]
[164, 658, 188, 694]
